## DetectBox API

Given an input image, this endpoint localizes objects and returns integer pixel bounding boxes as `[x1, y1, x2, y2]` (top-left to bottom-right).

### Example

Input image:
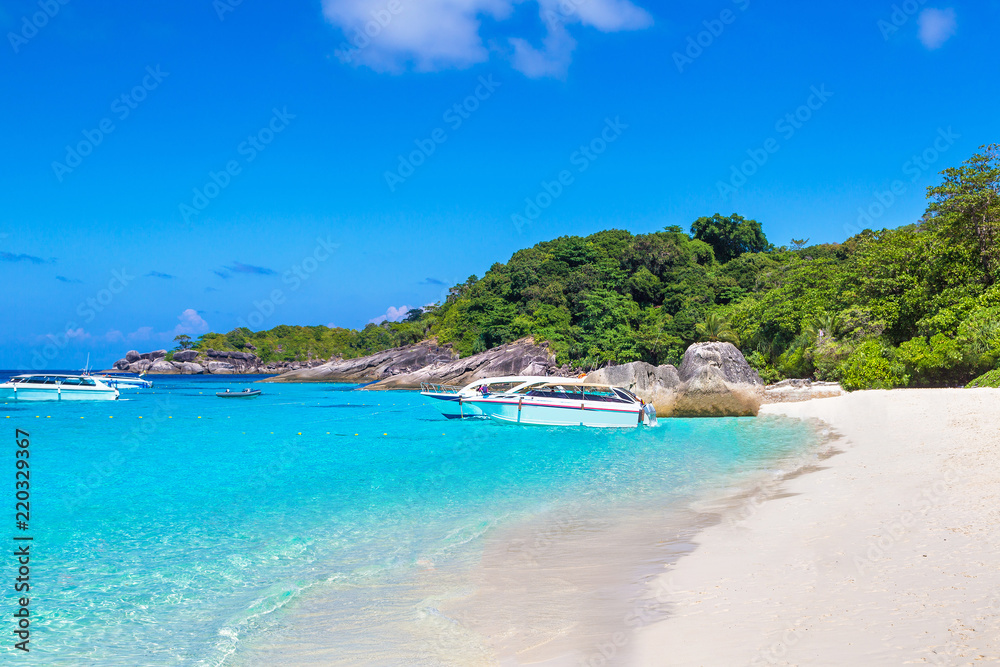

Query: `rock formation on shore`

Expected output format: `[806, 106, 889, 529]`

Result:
[671, 342, 764, 417]
[108, 348, 324, 375]
[261, 337, 570, 387]
[762, 378, 844, 403]
[259, 340, 458, 383]
[366, 338, 566, 389]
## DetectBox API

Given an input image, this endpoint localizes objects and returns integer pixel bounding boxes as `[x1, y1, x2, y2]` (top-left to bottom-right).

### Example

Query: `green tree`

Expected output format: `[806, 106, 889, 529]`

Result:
[173, 334, 193, 350]
[696, 312, 740, 345]
[926, 144, 1000, 284]
[690, 213, 771, 263]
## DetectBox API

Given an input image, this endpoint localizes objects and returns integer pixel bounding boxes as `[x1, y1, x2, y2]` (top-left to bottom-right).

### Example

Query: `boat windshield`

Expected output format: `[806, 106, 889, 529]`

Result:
[525, 385, 632, 403]
[471, 381, 524, 395]
[10, 375, 97, 386]
[61, 378, 97, 386]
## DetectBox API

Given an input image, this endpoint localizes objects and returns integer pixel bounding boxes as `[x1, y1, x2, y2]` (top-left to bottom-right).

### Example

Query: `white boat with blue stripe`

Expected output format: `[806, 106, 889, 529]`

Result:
[90, 373, 153, 389]
[420, 376, 565, 419]
[464, 380, 656, 428]
[0, 374, 120, 401]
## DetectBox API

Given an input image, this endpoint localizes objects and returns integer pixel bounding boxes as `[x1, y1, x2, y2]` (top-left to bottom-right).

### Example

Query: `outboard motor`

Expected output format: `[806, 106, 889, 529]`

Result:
[642, 403, 658, 427]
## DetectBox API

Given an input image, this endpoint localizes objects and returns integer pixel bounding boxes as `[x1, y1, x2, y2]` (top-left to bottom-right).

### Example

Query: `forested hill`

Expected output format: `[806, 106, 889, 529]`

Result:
[189, 144, 1000, 390]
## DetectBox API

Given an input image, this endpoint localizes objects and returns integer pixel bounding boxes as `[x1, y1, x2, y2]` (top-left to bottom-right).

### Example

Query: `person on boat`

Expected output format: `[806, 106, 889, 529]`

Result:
[225, 389, 230, 393]
[479, 384, 489, 397]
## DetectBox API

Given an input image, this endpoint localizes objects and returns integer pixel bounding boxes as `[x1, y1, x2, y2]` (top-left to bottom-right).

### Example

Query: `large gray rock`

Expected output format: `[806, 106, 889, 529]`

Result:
[148, 359, 177, 373]
[207, 361, 236, 374]
[206, 349, 255, 362]
[673, 342, 763, 417]
[678, 342, 762, 385]
[763, 379, 844, 403]
[125, 350, 141, 363]
[585, 361, 681, 416]
[366, 338, 560, 389]
[129, 359, 152, 372]
[149, 349, 167, 360]
[173, 349, 198, 362]
[172, 361, 205, 374]
[263, 339, 459, 384]
[113, 358, 130, 370]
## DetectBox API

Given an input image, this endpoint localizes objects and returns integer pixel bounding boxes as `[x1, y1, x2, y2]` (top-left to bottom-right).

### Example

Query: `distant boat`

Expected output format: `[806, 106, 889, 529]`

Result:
[0, 374, 119, 401]
[465, 380, 656, 428]
[216, 389, 261, 398]
[420, 376, 566, 419]
[91, 373, 153, 389]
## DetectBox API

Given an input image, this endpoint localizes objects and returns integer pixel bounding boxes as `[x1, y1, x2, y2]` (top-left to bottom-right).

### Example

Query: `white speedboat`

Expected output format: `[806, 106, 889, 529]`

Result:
[91, 373, 153, 389]
[0, 374, 120, 401]
[420, 376, 566, 419]
[464, 380, 657, 428]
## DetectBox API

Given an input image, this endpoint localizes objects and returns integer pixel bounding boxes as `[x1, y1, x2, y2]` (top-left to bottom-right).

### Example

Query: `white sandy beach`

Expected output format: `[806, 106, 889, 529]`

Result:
[633, 388, 1000, 666]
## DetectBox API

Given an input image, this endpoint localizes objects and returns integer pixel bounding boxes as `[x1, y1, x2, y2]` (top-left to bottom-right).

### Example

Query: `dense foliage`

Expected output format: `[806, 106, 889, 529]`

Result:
[192, 319, 432, 363]
[192, 146, 1000, 389]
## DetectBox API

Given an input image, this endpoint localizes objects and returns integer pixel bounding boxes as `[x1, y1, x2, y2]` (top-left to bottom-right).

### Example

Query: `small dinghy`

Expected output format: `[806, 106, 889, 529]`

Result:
[216, 389, 261, 398]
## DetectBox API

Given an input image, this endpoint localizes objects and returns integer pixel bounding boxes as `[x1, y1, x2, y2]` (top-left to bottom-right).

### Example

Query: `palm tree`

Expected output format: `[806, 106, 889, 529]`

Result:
[804, 311, 840, 341]
[696, 312, 740, 345]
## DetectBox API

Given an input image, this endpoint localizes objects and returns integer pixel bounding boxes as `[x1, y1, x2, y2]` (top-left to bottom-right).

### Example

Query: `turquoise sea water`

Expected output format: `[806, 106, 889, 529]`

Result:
[1, 374, 819, 665]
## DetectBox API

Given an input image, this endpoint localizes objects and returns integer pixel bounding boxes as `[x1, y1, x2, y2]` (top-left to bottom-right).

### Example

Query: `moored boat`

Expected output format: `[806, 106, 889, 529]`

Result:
[216, 389, 261, 398]
[420, 376, 566, 419]
[464, 380, 656, 428]
[0, 374, 120, 401]
[91, 373, 153, 389]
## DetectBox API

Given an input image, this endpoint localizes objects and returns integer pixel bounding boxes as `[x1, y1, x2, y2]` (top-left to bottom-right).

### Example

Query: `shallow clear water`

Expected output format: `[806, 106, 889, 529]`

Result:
[0, 374, 818, 665]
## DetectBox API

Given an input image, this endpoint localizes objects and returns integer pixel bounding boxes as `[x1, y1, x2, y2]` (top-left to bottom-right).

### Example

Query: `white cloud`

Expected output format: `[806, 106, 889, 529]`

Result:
[323, 0, 652, 77]
[127, 326, 154, 342]
[119, 310, 209, 346]
[369, 304, 411, 324]
[173, 308, 209, 336]
[918, 8, 956, 49]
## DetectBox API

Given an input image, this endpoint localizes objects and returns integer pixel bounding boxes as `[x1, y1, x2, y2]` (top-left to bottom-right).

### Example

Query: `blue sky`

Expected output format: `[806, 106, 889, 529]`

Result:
[1, 0, 996, 369]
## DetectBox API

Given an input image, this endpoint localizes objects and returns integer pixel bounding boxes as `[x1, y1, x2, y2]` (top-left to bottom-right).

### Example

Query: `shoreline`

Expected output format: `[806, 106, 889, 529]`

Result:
[633, 388, 1000, 665]
[443, 416, 834, 666]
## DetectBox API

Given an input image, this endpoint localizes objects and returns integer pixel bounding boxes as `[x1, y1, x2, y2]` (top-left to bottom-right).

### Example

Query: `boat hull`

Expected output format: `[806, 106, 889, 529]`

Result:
[468, 397, 642, 428]
[0, 386, 119, 401]
[421, 392, 485, 419]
